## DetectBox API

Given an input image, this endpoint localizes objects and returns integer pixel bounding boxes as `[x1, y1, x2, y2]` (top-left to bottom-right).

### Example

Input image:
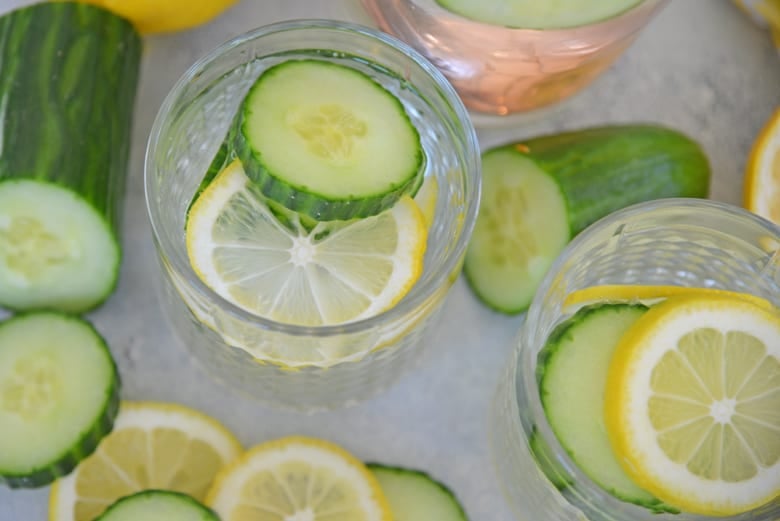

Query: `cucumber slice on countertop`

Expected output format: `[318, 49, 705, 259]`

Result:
[0, 313, 119, 488]
[463, 148, 570, 314]
[96, 490, 219, 521]
[537, 303, 677, 513]
[234, 59, 423, 221]
[368, 463, 468, 521]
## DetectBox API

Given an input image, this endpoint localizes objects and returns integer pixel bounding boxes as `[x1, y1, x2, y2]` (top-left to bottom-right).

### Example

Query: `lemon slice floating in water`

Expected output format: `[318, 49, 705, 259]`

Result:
[605, 295, 780, 516]
[185, 159, 428, 327]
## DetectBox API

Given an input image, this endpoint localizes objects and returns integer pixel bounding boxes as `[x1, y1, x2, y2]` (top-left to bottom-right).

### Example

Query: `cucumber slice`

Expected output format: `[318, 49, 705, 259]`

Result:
[538, 303, 677, 512]
[463, 148, 570, 313]
[96, 490, 219, 521]
[368, 463, 468, 521]
[435, 0, 642, 30]
[0, 313, 119, 488]
[234, 59, 423, 221]
[463, 126, 709, 315]
[0, 180, 120, 313]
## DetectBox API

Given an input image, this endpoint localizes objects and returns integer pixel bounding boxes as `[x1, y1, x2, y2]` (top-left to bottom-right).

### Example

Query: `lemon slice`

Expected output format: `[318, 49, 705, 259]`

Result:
[206, 436, 392, 521]
[745, 108, 780, 225]
[49, 401, 242, 521]
[605, 295, 780, 516]
[186, 160, 428, 327]
[77, 0, 238, 34]
[563, 285, 776, 312]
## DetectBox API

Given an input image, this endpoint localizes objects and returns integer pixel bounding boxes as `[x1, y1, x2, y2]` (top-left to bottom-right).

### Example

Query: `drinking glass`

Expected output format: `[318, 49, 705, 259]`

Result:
[490, 199, 780, 521]
[361, 0, 669, 116]
[145, 19, 480, 411]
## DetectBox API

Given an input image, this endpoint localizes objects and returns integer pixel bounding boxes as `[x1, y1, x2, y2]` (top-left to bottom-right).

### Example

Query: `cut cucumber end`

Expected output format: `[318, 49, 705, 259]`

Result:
[96, 490, 219, 521]
[368, 463, 469, 521]
[235, 59, 423, 221]
[0, 180, 120, 313]
[538, 303, 677, 511]
[0, 312, 119, 488]
[464, 148, 570, 314]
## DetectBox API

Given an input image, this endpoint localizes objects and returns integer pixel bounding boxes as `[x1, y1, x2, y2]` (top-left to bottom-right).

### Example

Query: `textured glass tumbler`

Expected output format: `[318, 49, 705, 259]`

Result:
[361, 0, 668, 116]
[490, 199, 780, 521]
[145, 20, 481, 411]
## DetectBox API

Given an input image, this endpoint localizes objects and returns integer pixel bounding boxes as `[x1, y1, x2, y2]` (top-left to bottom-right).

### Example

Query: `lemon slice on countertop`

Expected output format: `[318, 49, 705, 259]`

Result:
[206, 435, 392, 521]
[76, 0, 238, 34]
[49, 401, 242, 521]
[745, 108, 780, 225]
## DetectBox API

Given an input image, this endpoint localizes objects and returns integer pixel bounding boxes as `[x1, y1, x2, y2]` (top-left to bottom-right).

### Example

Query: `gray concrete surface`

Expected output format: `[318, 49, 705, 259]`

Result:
[1, 1, 779, 520]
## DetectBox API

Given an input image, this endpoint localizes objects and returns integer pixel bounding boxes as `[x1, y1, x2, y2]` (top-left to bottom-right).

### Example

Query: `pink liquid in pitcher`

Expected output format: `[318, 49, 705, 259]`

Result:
[361, 0, 669, 115]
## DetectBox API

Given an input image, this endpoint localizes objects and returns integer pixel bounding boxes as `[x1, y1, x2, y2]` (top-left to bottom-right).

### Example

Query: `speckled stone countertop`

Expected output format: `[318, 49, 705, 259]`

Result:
[1, 1, 779, 520]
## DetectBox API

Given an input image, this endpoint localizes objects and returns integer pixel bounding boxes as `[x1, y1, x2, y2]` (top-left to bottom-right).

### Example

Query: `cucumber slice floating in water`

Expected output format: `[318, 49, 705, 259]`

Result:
[463, 148, 570, 313]
[368, 464, 469, 521]
[0, 313, 119, 488]
[96, 490, 219, 521]
[537, 303, 677, 512]
[435, 0, 642, 30]
[234, 59, 423, 221]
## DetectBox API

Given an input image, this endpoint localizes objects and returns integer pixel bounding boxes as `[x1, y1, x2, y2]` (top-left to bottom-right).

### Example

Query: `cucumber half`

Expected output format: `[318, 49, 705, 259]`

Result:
[463, 148, 570, 313]
[0, 180, 119, 313]
[368, 463, 468, 520]
[0, 2, 141, 313]
[96, 490, 219, 521]
[234, 59, 423, 221]
[537, 303, 677, 513]
[0, 313, 119, 488]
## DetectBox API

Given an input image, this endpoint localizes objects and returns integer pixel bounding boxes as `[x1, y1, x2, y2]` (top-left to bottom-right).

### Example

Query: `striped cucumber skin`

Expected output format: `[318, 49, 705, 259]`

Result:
[0, 313, 120, 489]
[0, 2, 141, 307]
[512, 125, 711, 235]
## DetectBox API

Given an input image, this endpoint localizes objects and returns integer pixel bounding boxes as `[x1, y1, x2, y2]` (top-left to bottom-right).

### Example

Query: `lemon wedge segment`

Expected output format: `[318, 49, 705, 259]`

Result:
[605, 295, 780, 516]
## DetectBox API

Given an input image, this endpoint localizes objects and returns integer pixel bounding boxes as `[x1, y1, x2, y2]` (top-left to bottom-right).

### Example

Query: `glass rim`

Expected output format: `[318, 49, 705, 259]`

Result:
[517, 197, 780, 521]
[144, 18, 481, 338]
[526, 197, 780, 330]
